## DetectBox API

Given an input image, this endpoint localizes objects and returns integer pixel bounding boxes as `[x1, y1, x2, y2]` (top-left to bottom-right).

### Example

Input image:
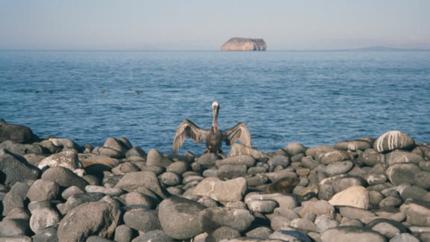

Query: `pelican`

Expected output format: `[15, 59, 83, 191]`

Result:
[173, 101, 251, 154]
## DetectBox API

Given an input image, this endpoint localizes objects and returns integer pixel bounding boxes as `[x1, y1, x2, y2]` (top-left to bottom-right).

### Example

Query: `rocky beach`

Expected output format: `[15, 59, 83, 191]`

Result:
[1, 119, 430, 242]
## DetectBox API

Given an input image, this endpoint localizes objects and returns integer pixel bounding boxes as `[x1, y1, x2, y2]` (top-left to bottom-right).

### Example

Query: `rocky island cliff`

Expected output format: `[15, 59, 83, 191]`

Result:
[221, 37, 267, 51]
[0, 119, 429, 242]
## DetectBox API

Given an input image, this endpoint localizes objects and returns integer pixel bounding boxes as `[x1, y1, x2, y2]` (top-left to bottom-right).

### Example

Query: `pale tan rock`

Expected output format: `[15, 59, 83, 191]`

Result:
[329, 185, 369, 209]
[192, 177, 247, 202]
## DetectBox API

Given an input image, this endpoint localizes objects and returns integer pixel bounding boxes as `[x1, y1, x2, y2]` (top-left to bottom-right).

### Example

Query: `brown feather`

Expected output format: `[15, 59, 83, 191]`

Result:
[223, 122, 252, 147]
[172, 119, 209, 152]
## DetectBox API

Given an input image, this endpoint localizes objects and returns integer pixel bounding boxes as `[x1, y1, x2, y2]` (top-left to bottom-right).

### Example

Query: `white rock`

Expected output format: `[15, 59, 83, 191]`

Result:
[38, 149, 81, 171]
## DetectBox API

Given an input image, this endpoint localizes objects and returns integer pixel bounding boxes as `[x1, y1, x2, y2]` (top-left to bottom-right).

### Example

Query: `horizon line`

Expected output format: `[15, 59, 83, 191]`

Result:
[1, 46, 430, 52]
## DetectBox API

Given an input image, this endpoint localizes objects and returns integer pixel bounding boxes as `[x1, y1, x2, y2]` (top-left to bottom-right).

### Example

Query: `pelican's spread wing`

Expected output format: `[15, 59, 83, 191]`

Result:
[223, 122, 252, 147]
[172, 119, 209, 152]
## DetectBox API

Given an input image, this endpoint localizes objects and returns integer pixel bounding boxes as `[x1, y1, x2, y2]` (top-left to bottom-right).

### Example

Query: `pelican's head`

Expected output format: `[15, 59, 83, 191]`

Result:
[211, 100, 220, 117]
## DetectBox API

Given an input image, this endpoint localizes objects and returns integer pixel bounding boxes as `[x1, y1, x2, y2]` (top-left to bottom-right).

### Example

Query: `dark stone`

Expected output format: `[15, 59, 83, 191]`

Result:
[200, 207, 254, 232]
[318, 150, 350, 164]
[45, 137, 83, 152]
[398, 185, 428, 201]
[57, 201, 120, 242]
[29, 207, 60, 234]
[145, 149, 163, 167]
[159, 172, 181, 186]
[27, 200, 51, 212]
[217, 164, 247, 179]
[62, 193, 105, 214]
[391, 233, 420, 242]
[111, 162, 140, 175]
[298, 200, 335, 218]
[305, 145, 336, 159]
[27, 179, 59, 202]
[324, 161, 354, 176]
[269, 230, 313, 242]
[2, 182, 29, 216]
[166, 161, 188, 175]
[339, 207, 376, 223]
[245, 227, 272, 239]
[85, 164, 112, 181]
[216, 155, 256, 168]
[61, 186, 84, 200]
[332, 175, 366, 193]
[196, 153, 218, 168]
[131, 230, 174, 242]
[98, 137, 130, 158]
[0, 218, 30, 236]
[0, 120, 38, 144]
[0, 149, 40, 187]
[283, 143, 306, 156]
[321, 226, 386, 242]
[125, 147, 146, 158]
[3, 207, 29, 220]
[86, 236, 114, 242]
[0, 236, 32, 242]
[123, 209, 161, 232]
[114, 171, 167, 199]
[41, 167, 88, 190]
[158, 196, 206, 240]
[401, 200, 430, 226]
[114, 225, 136, 242]
[121, 191, 157, 209]
[32, 226, 59, 242]
[366, 218, 409, 238]
[207, 226, 240, 242]
[265, 176, 299, 194]
[386, 150, 423, 166]
[386, 163, 430, 189]
[358, 149, 384, 166]
[268, 155, 290, 169]
[0, 140, 46, 156]
[335, 140, 371, 151]
[379, 196, 403, 208]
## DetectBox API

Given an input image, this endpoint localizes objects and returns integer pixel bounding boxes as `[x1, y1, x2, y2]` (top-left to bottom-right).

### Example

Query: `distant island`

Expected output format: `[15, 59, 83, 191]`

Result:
[221, 37, 267, 51]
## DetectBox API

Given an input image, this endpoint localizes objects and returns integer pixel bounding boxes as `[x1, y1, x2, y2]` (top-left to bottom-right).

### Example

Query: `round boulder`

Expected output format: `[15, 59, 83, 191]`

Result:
[27, 179, 60, 202]
[29, 207, 60, 233]
[374, 130, 415, 153]
[321, 227, 386, 242]
[41, 166, 88, 190]
[158, 196, 206, 240]
[0, 120, 38, 143]
[57, 201, 120, 242]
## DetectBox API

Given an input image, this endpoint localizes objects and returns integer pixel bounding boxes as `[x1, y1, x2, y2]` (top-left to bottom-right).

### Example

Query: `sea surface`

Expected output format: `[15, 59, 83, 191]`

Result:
[1, 50, 429, 153]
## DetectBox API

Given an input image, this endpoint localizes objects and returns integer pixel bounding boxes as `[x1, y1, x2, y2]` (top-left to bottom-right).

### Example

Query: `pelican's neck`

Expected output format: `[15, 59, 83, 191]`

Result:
[212, 107, 219, 131]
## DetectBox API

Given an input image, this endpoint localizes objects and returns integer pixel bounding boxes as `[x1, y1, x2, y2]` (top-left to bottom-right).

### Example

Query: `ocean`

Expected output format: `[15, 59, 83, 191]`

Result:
[0, 50, 429, 153]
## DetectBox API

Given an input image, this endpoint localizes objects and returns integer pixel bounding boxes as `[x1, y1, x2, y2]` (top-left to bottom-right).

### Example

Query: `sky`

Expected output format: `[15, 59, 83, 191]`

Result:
[0, 0, 429, 50]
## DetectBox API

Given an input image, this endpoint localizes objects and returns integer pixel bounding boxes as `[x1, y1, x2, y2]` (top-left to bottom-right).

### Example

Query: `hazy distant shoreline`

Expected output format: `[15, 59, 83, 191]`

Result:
[1, 46, 430, 52]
